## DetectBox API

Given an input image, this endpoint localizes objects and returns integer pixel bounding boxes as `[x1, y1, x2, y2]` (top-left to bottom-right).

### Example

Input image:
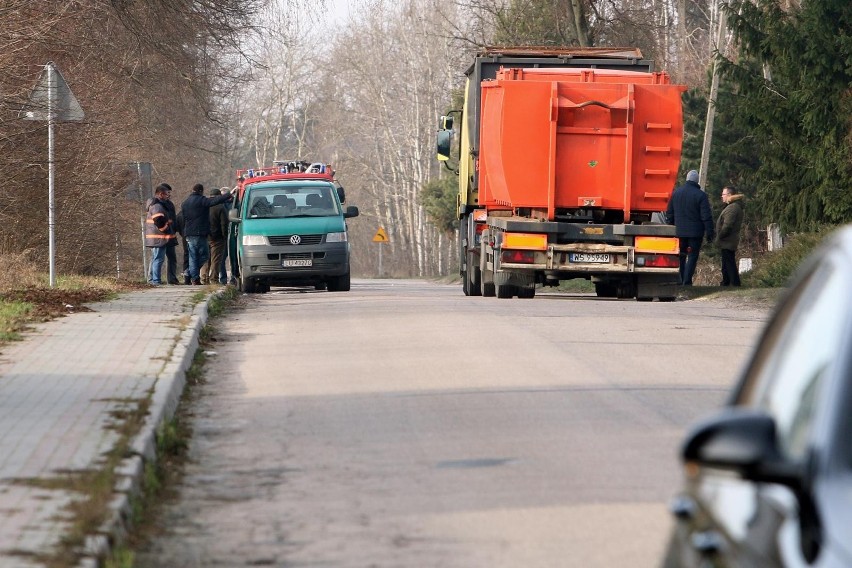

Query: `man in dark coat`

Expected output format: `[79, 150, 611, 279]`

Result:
[180, 183, 233, 285]
[715, 186, 745, 286]
[666, 170, 715, 286]
[201, 187, 229, 285]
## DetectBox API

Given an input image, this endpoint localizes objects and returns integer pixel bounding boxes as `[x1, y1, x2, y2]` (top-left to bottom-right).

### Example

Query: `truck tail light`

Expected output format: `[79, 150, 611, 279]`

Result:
[501, 250, 535, 264]
[635, 236, 679, 254]
[636, 254, 679, 268]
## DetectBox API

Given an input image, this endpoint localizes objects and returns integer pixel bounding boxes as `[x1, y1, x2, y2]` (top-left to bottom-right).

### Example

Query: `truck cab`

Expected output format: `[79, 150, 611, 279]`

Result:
[229, 162, 359, 293]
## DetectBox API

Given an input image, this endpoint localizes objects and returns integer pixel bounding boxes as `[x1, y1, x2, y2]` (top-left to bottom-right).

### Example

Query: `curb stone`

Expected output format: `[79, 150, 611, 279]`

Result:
[75, 291, 217, 567]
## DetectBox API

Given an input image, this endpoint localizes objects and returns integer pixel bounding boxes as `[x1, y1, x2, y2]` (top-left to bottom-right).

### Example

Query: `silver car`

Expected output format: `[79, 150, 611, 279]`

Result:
[663, 225, 852, 567]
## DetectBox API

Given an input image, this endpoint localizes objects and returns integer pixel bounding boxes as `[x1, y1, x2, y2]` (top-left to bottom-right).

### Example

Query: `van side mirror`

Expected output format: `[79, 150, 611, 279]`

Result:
[228, 208, 241, 223]
[344, 206, 359, 219]
[440, 115, 454, 130]
[337, 186, 346, 204]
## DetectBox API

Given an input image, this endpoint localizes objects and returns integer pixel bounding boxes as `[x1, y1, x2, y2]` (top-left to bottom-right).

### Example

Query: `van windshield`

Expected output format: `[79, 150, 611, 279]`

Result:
[245, 185, 340, 219]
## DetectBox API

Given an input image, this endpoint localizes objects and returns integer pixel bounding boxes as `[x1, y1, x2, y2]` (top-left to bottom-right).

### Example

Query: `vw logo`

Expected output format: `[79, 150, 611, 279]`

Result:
[289, 235, 301, 245]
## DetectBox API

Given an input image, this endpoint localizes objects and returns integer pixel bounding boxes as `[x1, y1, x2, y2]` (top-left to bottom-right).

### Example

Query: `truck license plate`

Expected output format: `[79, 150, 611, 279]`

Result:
[282, 259, 312, 267]
[569, 253, 610, 263]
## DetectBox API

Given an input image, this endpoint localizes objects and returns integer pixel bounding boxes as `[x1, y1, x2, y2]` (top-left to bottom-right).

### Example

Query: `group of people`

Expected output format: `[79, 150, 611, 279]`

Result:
[666, 169, 745, 287]
[144, 183, 234, 286]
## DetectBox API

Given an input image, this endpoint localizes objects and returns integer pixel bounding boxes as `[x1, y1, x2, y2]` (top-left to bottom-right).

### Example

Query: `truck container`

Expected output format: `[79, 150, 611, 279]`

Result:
[436, 47, 687, 300]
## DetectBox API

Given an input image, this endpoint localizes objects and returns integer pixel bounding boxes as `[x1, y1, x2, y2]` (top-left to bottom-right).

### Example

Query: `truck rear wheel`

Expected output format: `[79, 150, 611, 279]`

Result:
[465, 251, 482, 297]
[518, 284, 536, 299]
[594, 282, 618, 298]
[496, 283, 516, 298]
[495, 271, 516, 299]
[481, 266, 495, 297]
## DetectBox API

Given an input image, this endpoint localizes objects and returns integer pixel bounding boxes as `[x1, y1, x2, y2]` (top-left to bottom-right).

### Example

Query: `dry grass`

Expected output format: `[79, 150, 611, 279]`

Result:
[0, 252, 142, 343]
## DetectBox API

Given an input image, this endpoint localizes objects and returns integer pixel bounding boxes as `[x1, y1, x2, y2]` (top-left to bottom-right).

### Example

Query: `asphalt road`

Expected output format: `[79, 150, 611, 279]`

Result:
[136, 279, 769, 567]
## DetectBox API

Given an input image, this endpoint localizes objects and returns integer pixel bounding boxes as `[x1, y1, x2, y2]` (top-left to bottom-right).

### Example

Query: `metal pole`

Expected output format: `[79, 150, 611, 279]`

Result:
[138, 163, 148, 281]
[378, 243, 383, 278]
[47, 63, 56, 287]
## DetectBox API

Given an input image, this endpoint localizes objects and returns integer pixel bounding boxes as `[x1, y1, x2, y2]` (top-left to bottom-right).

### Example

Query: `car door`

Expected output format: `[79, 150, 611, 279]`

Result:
[668, 243, 852, 568]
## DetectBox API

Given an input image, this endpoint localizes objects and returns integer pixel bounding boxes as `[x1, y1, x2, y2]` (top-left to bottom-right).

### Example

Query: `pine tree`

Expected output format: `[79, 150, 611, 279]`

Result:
[720, 0, 852, 231]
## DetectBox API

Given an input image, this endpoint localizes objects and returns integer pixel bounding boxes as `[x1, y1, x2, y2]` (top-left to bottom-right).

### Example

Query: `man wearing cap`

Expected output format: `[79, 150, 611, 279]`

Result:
[666, 170, 715, 286]
[180, 183, 233, 285]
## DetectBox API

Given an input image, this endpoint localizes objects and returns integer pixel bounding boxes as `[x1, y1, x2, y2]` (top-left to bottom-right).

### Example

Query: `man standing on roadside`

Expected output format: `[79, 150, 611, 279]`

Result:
[716, 186, 745, 286]
[180, 183, 233, 285]
[201, 187, 229, 285]
[145, 184, 177, 285]
[219, 187, 232, 285]
[666, 170, 715, 286]
[160, 184, 181, 285]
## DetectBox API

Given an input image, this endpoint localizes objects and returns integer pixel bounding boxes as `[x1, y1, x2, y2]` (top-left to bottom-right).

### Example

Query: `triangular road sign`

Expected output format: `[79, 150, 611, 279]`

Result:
[372, 227, 389, 242]
[21, 62, 84, 122]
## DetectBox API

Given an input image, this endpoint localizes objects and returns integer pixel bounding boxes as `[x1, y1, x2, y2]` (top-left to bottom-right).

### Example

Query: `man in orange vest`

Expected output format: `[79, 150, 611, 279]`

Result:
[145, 184, 177, 285]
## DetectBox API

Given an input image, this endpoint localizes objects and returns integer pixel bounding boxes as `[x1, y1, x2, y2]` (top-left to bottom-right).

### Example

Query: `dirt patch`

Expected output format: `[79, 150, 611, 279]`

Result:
[0, 281, 146, 322]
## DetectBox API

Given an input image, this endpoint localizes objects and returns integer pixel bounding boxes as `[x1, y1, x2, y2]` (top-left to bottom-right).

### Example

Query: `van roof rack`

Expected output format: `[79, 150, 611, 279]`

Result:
[237, 161, 335, 180]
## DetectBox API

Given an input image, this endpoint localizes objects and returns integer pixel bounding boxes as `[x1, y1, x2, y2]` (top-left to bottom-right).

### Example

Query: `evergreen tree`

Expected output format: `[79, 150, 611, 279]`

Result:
[721, 0, 852, 231]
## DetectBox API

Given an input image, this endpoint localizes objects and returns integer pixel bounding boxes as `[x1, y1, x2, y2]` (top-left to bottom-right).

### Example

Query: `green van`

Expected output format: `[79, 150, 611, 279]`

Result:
[229, 168, 359, 293]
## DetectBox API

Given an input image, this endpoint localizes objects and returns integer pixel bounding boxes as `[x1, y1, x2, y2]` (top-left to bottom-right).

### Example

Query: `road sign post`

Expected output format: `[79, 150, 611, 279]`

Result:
[372, 227, 389, 278]
[22, 62, 84, 287]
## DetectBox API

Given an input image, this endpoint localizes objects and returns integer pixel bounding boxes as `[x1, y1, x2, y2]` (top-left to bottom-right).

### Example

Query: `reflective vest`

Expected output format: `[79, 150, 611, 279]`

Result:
[145, 199, 176, 247]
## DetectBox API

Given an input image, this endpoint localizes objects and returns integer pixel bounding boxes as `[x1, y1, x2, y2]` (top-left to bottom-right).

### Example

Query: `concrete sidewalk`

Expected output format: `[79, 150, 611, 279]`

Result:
[0, 287, 213, 567]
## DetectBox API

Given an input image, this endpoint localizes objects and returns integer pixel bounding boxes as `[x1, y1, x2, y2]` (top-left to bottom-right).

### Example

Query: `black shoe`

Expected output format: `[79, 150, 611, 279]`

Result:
[191, 279, 201, 285]
[184, 277, 191, 285]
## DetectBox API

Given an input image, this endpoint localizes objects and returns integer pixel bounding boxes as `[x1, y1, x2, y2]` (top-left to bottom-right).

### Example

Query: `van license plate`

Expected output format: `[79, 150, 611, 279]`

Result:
[569, 253, 610, 263]
[282, 259, 312, 267]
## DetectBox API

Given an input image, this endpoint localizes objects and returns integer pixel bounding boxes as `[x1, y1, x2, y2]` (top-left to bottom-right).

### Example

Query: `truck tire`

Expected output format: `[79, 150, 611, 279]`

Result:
[327, 268, 351, 292]
[518, 284, 536, 299]
[594, 282, 618, 298]
[466, 251, 482, 297]
[481, 266, 495, 297]
[494, 271, 516, 299]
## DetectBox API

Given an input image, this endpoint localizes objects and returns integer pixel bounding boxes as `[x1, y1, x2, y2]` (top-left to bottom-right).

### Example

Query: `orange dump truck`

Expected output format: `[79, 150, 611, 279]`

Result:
[436, 47, 687, 300]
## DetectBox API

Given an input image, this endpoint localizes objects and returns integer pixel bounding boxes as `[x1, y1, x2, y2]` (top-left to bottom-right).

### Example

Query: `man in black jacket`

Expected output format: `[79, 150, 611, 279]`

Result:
[666, 170, 715, 286]
[180, 183, 233, 285]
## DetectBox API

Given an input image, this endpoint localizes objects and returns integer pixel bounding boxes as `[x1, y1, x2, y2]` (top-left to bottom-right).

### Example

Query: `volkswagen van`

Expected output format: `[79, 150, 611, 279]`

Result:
[229, 163, 359, 293]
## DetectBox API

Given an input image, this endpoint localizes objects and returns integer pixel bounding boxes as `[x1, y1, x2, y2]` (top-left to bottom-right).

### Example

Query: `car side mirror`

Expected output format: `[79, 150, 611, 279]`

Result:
[344, 206, 359, 219]
[682, 408, 802, 487]
[337, 186, 346, 204]
[228, 208, 241, 223]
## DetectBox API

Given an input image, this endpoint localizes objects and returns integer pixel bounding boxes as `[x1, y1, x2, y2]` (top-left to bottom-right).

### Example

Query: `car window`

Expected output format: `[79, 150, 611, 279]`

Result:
[737, 260, 848, 461]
